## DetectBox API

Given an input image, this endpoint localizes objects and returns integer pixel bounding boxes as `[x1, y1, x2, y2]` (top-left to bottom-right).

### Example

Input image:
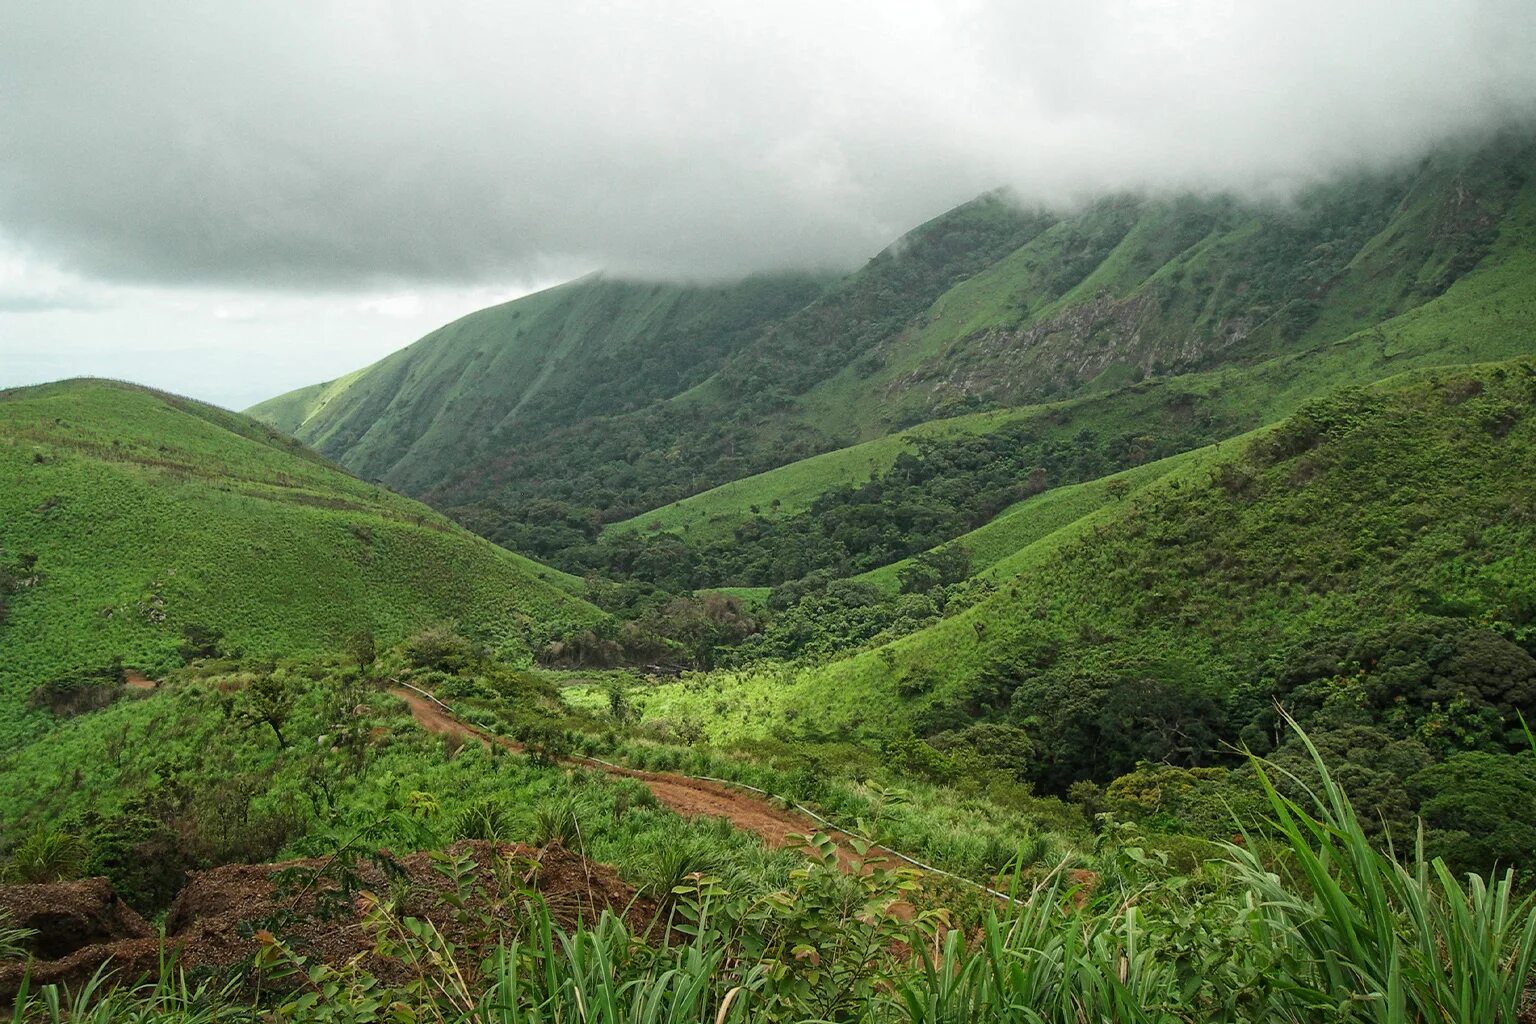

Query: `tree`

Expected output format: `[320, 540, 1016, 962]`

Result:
[605, 678, 636, 725]
[403, 625, 480, 673]
[346, 630, 377, 674]
[1411, 751, 1536, 874]
[241, 674, 295, 748]
[898, 546, 972, 594]
[178, 622, 225, 661]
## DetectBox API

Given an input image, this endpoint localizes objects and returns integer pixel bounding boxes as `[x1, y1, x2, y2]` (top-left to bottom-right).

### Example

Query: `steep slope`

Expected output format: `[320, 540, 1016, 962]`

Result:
[256, 194, 1054, 522]
[255, 131, 1535, 549]
[596, 168, 1536, 589]
[0, 380, 605, 748]
[249, 273, 832, 493]
[803, 131, 1534, 435]
[640, 360, 1536, 777]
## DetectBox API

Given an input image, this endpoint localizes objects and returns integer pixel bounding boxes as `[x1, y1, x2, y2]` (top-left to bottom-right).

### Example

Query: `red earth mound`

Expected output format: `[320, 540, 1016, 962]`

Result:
[1, 840, 654, 1003]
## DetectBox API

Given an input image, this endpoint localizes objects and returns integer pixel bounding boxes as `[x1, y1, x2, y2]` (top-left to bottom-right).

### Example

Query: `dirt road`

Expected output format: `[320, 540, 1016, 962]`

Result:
[389, 687, 871, 872]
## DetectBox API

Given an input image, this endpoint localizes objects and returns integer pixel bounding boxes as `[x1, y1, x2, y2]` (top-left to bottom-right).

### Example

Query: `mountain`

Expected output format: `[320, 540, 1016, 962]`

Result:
[253, 131, 1534, 555]
[588, 170, 1536, 591]
[0, 379, 605, 749]
[642, 359, 1536, 788]
[247, 272, 832, 495]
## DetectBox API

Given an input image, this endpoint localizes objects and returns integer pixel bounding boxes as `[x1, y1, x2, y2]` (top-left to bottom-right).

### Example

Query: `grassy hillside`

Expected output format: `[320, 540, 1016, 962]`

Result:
[250, 273, 832, 493]
[638, 361, 1536, 761]
[245, 366, 369, 437]
[0, 380, 604, 748]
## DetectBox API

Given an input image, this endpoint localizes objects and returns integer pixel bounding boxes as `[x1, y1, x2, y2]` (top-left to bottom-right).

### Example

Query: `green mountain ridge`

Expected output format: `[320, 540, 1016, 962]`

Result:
[249, 273, 833, 495]
[253, 131, 1534, 554]
[600, 169, 1536, 580]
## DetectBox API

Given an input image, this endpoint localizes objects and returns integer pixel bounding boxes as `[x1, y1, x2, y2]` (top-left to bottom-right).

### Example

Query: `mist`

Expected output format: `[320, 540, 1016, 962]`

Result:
[4, 0, 1534, 288]
[2, 0, 1534, 406]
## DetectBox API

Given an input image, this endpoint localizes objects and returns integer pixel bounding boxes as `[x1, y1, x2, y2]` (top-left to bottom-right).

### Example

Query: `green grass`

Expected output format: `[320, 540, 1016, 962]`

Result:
[0, 380, 603, 749]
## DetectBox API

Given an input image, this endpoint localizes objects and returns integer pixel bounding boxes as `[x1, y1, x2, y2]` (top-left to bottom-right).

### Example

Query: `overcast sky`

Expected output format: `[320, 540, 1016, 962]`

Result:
[3, 1, 1535, 409]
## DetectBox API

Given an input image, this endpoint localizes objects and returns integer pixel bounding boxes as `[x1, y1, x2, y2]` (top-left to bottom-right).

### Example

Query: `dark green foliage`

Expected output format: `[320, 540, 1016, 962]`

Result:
[513, 721, 572, 766]
[541, 414, 1219, 588]
[898, 546, 972, 595]
[178, 623, 227, 661]
[1253, 618, 1536, 755]
[1410, 750, 1536, 874]
[402, 624, 483, 673]
[1002, 671, 1227, 792]
[346, 629, 377, 672]
[29, 659, 125, 718]
[541, 590, 760, 671]
[238, 673, 295, 748]
[741, 580, 953, 663]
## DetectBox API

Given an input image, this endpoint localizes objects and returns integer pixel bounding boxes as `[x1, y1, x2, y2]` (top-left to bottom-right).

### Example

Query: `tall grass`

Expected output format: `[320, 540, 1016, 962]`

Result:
[9, 722, 1535, 1023]
[892, 719, 1536, 1024]
[1223, 721, 1536, 1023]
[7, 965, 251, 1024]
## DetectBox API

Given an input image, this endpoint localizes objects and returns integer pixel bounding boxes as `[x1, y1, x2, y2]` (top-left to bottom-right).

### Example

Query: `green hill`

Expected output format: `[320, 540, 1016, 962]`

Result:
[848, 448, 1211, 593]
[0, 380, 605, 748]
[591, 166, 1536, 589]
[248, 273, 832, 494]
[255, 133, 1533, 553]
[639, 360, 1536, 781]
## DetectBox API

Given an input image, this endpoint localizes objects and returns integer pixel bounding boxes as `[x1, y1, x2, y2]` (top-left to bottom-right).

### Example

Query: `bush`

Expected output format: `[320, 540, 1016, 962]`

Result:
[403, 625, 482, 673]
[4, 826, 86, 883]
[514, 721, 572, 766]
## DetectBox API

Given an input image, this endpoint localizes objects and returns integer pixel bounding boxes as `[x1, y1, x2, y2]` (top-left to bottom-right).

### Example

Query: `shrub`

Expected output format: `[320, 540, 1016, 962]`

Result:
[403, 625, 481, 673]
[4, 826, 87, 883]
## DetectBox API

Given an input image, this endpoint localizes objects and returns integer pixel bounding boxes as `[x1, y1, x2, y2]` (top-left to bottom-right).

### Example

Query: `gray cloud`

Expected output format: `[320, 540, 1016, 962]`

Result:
[2, 0, 1535, 289]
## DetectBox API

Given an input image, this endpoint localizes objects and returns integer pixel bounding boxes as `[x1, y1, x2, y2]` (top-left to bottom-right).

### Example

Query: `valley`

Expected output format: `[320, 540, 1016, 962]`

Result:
[4, 129, 1536, 1022]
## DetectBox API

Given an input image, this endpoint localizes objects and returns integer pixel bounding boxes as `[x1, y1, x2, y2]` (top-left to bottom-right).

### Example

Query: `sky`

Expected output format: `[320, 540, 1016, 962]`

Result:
[3, 1, 1535, 409]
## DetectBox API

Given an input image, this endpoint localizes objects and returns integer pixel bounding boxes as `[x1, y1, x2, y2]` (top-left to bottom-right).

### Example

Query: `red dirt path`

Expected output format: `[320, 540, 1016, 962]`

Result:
[389, 687, 874, 872]
[124, 670, 157, 691]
